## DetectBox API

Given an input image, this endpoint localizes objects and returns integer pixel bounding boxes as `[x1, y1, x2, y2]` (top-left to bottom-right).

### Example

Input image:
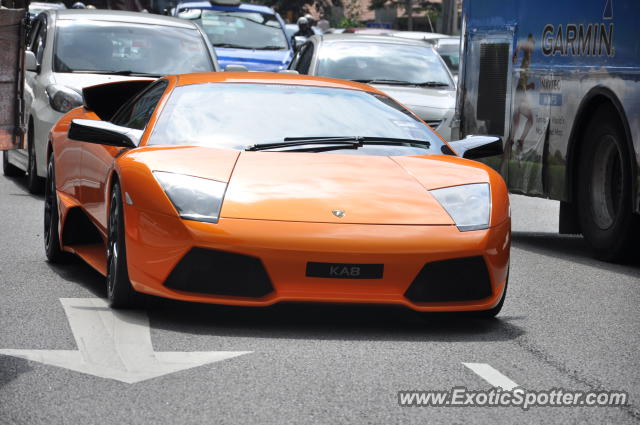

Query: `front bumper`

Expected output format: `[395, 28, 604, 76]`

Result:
[124, 206, 510, 312]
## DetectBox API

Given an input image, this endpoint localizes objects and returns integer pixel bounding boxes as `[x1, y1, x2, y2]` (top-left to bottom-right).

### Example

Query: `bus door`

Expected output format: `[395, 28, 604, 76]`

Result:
[459, 29, 515, 179]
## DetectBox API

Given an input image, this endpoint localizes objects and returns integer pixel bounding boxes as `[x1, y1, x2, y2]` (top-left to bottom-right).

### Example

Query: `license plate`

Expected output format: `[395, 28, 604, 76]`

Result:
[306, 262, 384, 279]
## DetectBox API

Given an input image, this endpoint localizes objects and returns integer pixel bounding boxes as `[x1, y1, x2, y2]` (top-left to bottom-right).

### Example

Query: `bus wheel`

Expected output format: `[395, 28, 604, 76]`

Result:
[577, 106, 639, 262]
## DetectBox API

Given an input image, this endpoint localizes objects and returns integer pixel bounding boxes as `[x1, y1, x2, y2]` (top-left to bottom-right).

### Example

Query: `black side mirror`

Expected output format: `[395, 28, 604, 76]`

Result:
[447, 135, 503, 159]
[69, 119, 141, 148]
[293, 36, 307, 51]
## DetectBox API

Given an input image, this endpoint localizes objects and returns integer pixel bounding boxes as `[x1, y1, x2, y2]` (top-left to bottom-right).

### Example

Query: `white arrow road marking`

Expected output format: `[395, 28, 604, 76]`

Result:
[0, 298, 250, 384]
[462, 362, 520, 391]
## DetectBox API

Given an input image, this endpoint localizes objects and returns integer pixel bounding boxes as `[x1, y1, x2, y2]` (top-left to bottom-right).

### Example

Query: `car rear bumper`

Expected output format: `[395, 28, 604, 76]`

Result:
[124, 207, 510, 312]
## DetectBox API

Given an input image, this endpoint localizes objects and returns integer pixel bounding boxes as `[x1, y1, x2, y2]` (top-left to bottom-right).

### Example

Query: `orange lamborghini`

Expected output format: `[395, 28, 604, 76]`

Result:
[45, 72, 510, 316]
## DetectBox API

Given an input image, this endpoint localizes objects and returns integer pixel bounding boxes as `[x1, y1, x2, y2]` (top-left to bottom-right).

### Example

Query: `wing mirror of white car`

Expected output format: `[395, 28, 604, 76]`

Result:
[25, 50, 38, 72]
[445, 135, 503, 160]
[69, 119, 142, 148]
[224, 64, 248, 72]
[177, 9, 201, 19]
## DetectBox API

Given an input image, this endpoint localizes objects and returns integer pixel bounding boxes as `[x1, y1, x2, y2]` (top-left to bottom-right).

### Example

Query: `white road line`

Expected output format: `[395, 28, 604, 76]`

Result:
[0, 298, 251, 383]
[462, 362, 520, 390]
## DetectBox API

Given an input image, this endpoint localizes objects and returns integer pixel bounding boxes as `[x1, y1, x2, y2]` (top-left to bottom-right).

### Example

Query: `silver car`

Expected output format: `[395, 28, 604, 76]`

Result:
[3, 10, 219, 192]
[288, 34, 456, 141]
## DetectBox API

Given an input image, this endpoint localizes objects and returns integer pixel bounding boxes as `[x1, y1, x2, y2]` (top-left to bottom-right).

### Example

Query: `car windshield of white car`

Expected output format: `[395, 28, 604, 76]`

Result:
[316, 42, 452, 87]
[148, 83, 446, 156]
[183, 10, 288, 50]
[53, 20, 214, 75]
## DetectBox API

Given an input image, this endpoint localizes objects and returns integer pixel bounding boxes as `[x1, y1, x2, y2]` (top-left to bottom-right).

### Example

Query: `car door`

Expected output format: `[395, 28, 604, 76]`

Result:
[79, 80, 168, 233]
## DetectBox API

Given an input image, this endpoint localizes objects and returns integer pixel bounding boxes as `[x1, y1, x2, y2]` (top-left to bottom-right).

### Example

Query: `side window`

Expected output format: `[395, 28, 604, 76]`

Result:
[295, 43, 314, 74]
[112, 81, 168, 131]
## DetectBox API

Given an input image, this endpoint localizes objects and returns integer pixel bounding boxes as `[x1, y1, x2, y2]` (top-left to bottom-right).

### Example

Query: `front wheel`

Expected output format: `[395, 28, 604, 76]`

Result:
[107, 181, 139, 309]
[577, 106, 640, 262]
[44, 155, 68, 263]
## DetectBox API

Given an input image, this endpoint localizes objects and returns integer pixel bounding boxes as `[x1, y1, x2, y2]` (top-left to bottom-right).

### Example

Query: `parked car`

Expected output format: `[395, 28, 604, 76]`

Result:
[289, 34, 456, 141]
[174, 0, 293, 71]
[2, 9, 219, 192]
[46, 72, 509, 316]
[389, 32, 461, 78]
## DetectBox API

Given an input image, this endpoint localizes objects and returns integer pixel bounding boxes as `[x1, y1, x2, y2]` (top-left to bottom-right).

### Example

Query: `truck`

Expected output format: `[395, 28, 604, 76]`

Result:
[453, 0, 640, 261]
[0, 1, 28, 155]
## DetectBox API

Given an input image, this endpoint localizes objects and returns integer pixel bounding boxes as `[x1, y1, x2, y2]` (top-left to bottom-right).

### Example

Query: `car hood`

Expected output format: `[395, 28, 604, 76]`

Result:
[131, 147, 492, 225]
[219, 151, 490, 225]
[370, 84, 455, 121]
[216, 47, 292, 72]
[53, 73, 153, 92]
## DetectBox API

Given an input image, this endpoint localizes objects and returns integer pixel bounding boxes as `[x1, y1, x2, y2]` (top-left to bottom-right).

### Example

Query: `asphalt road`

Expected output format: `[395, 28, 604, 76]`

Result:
[1, 170, 639, 424]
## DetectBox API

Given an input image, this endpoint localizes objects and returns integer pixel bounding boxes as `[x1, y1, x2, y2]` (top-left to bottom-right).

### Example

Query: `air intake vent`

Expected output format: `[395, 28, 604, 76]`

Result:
[404, 256, 492, 303]
[164, 248, 274, 298]
[476, 43, 509, 136]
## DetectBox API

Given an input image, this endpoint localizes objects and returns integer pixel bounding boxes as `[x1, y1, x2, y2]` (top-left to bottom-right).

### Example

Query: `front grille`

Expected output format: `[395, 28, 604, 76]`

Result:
[404, 256, 492, 303]
[164, 248, 274, 298]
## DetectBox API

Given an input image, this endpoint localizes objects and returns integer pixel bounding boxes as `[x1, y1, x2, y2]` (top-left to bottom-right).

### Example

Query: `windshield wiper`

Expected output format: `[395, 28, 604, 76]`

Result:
[257, 45, 286, 50]
[352, 79, 414, 85]
[246, 136, 430, 151]
[353, 79, 449, 87]
[414, 81, 450, 87]
[69, 70, 163, 77]
[213, 43, 254, 49]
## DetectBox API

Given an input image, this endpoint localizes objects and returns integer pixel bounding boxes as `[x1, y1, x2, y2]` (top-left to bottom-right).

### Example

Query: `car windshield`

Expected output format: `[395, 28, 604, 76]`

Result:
[316, 42, 452, 86]
[436, 43, 460, 73]
[53, 20, 214, 75]
[188, 10, 288, 50]
[148, 83, 444, 155]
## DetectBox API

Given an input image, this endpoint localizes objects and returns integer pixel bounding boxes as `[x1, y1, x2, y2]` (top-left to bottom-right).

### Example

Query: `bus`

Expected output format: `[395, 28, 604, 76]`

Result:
[453, 0, 639, 261]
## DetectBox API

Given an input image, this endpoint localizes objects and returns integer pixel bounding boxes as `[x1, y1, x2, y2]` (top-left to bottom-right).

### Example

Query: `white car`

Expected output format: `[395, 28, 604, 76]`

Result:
[3, 9, 219, 192]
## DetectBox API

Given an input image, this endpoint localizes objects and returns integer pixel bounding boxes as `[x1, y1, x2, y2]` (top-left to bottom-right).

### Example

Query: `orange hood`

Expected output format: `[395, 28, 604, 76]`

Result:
[130, 147, 493, 225]
[219, 152, 488, 225]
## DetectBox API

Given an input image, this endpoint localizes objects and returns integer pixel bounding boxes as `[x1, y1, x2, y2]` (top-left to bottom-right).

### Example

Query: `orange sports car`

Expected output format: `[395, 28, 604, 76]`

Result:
[45, 72, 510, 316]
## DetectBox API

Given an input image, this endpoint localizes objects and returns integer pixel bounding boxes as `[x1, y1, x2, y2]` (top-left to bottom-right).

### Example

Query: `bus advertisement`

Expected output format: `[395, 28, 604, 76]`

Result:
[454, 0, 639, 261]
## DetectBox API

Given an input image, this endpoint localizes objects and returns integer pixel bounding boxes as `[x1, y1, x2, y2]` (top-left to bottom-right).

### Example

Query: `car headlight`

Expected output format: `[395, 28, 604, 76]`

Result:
[430, 183, 491, 231]
[153, 171, 227, 223]
[46, 85, 83, 113]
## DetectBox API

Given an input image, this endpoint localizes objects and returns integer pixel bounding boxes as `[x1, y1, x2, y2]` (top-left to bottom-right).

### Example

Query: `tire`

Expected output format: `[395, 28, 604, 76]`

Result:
[44, 155, 68, 263]
[26, 126, 44, 194]
[577, 106, 640, 262]
[107, 180, 139, 309]
[2, 150, 24, 177]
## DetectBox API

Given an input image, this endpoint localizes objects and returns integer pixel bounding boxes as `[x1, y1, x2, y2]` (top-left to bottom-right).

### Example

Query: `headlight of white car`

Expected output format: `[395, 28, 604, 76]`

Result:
[46, 85, 83, 113]
[153, 171, 227, 224]
[430, 183, 491, 231]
